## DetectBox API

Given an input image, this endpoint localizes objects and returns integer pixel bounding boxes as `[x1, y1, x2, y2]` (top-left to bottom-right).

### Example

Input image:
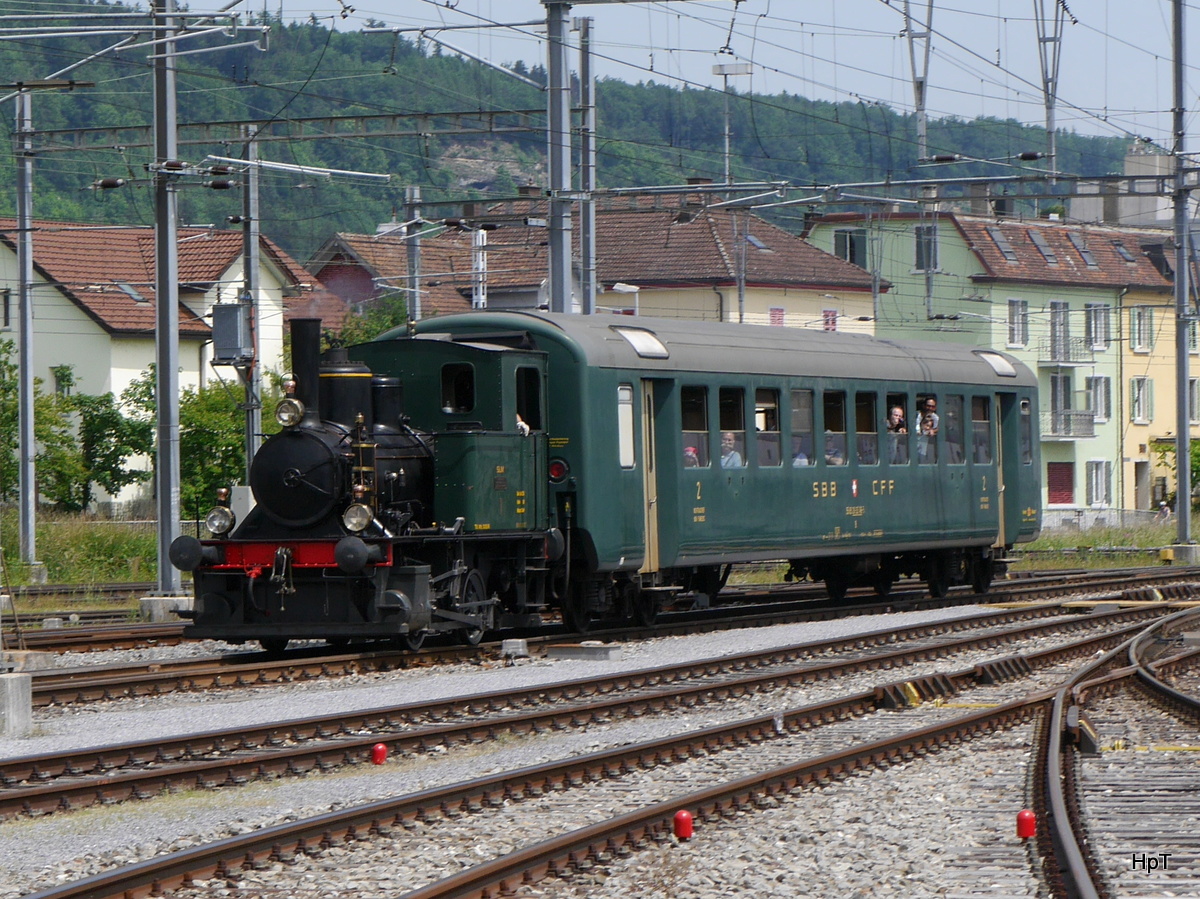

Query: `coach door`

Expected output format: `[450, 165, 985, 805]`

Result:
[640, 380, 661, 573]
[994, 393, 1013, 547]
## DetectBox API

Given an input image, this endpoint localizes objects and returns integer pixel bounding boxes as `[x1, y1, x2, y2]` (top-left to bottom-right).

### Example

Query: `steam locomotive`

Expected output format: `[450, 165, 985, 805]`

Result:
[170, 311, 1042, 651]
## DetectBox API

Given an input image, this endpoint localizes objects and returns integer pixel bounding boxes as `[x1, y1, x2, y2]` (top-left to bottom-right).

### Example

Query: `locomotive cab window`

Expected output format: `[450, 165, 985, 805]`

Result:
[790, 389, 814, 466]
[755, 389, 782, 467]
[971, 396, 992, 464]
[718, 387, 746, 468]
[943, 395, 965, 464]
[441, 363, 475, 413]
[515, 366, 542, 431]
[855, 392, 878, 465]
[886, 392, 909, 464]
[618, 384, 635, 469]
[822, 392, 847, 466]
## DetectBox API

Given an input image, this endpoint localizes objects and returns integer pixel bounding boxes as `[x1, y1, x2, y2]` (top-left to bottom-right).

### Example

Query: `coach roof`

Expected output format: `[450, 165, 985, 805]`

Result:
[410, 310, 1035, 388]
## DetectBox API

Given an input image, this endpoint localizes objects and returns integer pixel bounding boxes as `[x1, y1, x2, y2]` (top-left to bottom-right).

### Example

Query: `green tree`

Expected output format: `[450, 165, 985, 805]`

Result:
[338, 293, 410, 345]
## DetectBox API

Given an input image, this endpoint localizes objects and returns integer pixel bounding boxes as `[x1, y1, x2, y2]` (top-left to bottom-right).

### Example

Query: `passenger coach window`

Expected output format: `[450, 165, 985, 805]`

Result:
[916, 393, 938, 464]
[441, 363, 474, 413]
[855, 393, 878, 464]
[618, 384, 635, 469]
[971, 396, 992, 463]
[755, 389, 782, 466]
[944, 395, 965, 464]
[886, 392, 909, 464]
[823, 391, 847, 465]
[681, 385, 710, 467]
[1020, 398, 1033, 464]
[718, 387, 746, 468]
[790, 389, 814, 466]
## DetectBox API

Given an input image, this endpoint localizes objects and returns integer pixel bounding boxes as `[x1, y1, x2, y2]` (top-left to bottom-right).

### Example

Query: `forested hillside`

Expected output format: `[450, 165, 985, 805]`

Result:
[0, 1, 1130, 262]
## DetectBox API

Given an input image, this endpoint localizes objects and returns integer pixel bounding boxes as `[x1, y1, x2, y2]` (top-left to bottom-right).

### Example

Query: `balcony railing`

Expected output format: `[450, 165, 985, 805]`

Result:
[1041, 409, 1096, 439]
[1037, 336, 1094, 366]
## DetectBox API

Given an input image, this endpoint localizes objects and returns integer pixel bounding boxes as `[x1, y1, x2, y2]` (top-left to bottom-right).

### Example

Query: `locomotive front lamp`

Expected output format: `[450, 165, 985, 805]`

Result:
[275, 397, 305, 427]
[343, 503, 373, 533]
[204, 504, 236, 536]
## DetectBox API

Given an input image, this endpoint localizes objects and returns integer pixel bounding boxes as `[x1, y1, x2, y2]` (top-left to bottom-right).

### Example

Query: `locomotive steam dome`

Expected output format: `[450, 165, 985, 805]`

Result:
[250, 428, 345, 527]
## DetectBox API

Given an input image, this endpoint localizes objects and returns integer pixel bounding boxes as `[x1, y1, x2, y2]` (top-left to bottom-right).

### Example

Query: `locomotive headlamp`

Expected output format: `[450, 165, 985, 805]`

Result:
[204, 504, 236, 536]
[548, 458, 569, 484]
[275, 396, 305, 427]
[343, 502, 373, 533]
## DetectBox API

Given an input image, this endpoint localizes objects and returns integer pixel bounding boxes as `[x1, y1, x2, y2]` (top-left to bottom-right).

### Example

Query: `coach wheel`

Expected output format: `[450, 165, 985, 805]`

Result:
[924, 556, 950, 599]
[873, 571, 895, 597]
[456, 571, 489, 646]
[399, 631, 426, 652]
[260, 638, 289, 655]
[971, 556, 995, 594]
[824, 573, 849, 602]
[562, 586, 593, 634]
[632, 590, 660, 627]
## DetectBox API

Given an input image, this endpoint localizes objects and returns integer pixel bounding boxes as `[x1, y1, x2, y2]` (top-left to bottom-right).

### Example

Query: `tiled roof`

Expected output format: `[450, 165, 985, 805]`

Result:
[0, 220, 315, 337]
[953, 216, 1174, 290]
[313, 204, 880, 301]
[813, 211, 1174, 292]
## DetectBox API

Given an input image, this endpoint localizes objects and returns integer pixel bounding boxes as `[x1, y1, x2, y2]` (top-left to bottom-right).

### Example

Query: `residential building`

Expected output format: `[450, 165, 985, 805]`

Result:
[309, 195, 887, 333]
[806, 211, 1182, 520]
[0, 219, 325, 509]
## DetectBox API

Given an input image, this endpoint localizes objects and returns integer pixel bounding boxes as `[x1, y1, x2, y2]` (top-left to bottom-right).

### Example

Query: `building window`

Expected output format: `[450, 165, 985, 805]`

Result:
[1085, 376, 1111, 422]
[1190, 320, 1199, 354]
[1191, 378, 1200, 425]
[987, 226, 1018, 262]
[1130, 306, 1153, 352]
[1086, 460, 1112, 507]
[1, 288, 9, 329]
[52, 365, 73, 397]
[822, 309, 838, 332]
[1068, 232, 1099, 268]
[914, 224, 938, 271]
[1130, 376, 1153, 423]
[1027, 229, 1058, 264]
[1047, 461, 1075, 505]
[1007, 299, 1029, 347]
[1085, 303, 1111, 350]
[1112, 239, 1136, 262]
[834, 228, 867, 268]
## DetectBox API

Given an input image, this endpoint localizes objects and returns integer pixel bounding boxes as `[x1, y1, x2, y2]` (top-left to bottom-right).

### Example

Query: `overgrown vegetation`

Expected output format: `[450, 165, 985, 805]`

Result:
[1013, 521, 1181, 570]
[0, 508, 157, 586]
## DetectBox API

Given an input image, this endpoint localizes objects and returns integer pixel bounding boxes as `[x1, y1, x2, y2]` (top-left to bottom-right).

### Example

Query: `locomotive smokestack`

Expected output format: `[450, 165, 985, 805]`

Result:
[290, 317, 322, 423]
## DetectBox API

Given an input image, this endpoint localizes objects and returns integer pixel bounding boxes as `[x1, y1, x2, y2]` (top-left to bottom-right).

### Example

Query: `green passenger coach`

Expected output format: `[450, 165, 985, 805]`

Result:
[386, 311, 1041, 628]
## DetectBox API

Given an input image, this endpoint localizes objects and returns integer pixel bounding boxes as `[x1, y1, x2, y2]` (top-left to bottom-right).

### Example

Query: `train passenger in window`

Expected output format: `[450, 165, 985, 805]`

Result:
[792, 445, 810, 467]
[720, 432, 744, 468]
[886, 405, 909, 464]
[824, 430, 846, 465]
[683, 446, 700, 467]
[919, 396, 939, 434]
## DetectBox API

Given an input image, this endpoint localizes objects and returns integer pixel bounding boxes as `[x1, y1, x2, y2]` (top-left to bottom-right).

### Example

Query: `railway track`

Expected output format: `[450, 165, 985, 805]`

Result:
[3, 604, 1179, 898]
[7, 564, 1200, 659]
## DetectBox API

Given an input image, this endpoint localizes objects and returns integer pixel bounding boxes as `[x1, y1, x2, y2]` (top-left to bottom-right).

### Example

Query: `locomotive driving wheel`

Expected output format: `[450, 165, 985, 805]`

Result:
[400, 631, 426, 652]
[455, 570, 489, 646]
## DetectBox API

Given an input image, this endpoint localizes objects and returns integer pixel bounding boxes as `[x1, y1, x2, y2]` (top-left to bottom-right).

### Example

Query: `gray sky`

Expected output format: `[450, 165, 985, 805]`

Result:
[213, 1, 1192, 146]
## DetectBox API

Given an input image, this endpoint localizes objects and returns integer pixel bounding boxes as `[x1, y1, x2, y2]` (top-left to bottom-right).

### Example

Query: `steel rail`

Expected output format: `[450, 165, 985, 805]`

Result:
[0, 609, 1156, 820]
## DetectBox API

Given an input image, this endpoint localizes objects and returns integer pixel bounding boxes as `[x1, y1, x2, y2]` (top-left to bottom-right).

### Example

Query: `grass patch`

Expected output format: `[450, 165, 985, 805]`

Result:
[1012, 521, 1180, 571]
[0, 508, 158, 586]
